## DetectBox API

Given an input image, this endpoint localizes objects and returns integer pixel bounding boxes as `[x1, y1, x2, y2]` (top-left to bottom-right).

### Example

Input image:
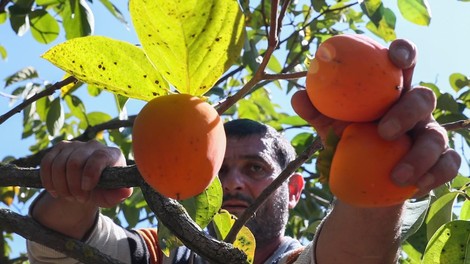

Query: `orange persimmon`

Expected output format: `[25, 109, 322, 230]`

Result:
[306, 34, 403, 122]
[132, 94, 226, 200]
[329, 122, 418, 207]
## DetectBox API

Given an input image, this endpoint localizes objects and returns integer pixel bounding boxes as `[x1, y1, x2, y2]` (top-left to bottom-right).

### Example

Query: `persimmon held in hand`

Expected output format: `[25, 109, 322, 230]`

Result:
[306, 34, 403, 122]
[329, 123, 418, 207]
[132, 94, 226, 200]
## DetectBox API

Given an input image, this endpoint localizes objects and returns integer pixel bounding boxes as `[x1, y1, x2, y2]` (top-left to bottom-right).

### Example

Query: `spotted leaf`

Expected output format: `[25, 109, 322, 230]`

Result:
[42, 36, 170, 101]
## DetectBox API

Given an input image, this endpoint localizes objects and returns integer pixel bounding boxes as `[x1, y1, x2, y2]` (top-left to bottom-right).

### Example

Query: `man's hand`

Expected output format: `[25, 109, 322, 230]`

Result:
[291, 38, 461, 197]
[40, 140, 133, 208]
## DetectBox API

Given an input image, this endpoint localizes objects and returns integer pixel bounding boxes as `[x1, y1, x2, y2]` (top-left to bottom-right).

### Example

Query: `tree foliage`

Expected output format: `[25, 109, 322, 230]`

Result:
[1, 0, 470, 263]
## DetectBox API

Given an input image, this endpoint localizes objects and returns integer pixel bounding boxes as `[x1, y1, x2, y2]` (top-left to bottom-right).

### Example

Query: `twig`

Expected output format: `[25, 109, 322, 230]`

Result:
[10, 116, 136, 168]
[442, 119, 470, 131]
[214, 0, 281, 114]
[0, 76, 77, 125]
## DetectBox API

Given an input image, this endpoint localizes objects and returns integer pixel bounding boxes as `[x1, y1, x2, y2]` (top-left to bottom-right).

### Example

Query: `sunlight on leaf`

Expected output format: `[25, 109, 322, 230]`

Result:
[397, 0, 432, 26]
[0, 186, 19, 206]
[0, 45, 6, 60]
[213, 210, 255, 264]
[42, 36, 170, 101]
[422, 220, 470, 264]
[130, 0, 245, 96]
[365, 8, 397, 42]
[181, 177, 223, 229]
[425, 191, 460, 240]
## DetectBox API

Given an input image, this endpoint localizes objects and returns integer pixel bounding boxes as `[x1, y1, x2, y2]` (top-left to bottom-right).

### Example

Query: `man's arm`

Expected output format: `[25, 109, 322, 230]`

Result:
[315, 202, 404, 263]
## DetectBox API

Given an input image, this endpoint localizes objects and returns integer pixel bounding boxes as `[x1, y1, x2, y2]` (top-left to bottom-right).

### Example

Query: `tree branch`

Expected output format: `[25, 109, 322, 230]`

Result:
[0, 76, 77, 125]
[140, 182, 247, 263]
[0, 164, 247, 263]
[10, 116, 136, 168]
[0, 208, 126, 264]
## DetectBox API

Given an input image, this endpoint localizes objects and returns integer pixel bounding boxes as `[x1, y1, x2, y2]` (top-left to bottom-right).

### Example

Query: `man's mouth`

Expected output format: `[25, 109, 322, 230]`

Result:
[222, 200, 249, 213]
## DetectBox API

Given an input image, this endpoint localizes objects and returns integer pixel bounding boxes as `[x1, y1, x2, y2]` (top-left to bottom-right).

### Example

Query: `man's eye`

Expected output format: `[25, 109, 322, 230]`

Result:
[250, 164, 263, 172]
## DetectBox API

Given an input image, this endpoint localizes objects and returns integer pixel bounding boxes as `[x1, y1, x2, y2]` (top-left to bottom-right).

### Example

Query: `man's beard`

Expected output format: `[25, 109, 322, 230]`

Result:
[223, 184, 290, 247]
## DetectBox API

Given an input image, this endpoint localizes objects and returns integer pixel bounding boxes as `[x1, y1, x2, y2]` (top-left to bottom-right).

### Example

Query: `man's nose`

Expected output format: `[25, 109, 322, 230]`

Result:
[220, 169, 245, 192]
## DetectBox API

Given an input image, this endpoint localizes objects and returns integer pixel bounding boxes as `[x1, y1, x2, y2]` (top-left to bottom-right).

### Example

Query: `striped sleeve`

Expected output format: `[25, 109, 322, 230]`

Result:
[27, 214, 156, 264]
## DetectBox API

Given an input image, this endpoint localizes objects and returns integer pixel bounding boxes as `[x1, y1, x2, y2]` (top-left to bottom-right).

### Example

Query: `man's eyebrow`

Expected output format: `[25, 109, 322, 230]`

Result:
[239, 154, 276, 167]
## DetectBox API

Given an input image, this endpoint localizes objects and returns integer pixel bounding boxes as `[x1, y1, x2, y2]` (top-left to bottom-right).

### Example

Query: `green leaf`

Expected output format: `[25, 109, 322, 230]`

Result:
[180, 177, 223, 229]
[449, 73, 469, 92]
[114, 94, 129, 115]
[0, 45, 7, 60]
[213, 210, 255, 264]
[36, 0, 62, 6]
[157, 180, 222, 256]
[130, 0, 245, 96]
[29, 9, 60, 44]
[62, 0, 94, 39]
[361, 0, 383, 19]
[397, 0, 432, 26]
[365, 8, 397, 42]
[401, 198, 430, 242]
[46, 97, 65, 136]
[422, 220, 470, 264]
[42, 36, 170, 101]
[425, 192, 460, 240]
[98, 0, 127, 25]
[64, 94, 88, 126]
[4, 66, 38, 88]
[36, 95, 51, 122]
[86, 111, 111, 126]
[460, 200, 470, 220]
[8, 4, 30, 36]
[0, 11, 6, 24]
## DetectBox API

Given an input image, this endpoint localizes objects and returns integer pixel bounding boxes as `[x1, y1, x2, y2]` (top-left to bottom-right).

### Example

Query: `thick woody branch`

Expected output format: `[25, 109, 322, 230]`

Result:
[0, 164, 247, 263]
[0, 208, 125, 264]
[140, 183, 247, 263]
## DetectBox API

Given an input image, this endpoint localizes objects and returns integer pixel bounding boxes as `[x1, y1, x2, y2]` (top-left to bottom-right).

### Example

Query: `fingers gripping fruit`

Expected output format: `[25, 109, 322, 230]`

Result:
[306, 34, 404, 122]
[132, 94, 226, 200]
[329, 123, 418, 207]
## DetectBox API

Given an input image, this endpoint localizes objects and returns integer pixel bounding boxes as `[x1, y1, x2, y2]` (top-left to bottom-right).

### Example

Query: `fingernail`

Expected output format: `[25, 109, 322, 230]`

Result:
[82, 177, 92, 191]
[379, 119, 401, 139]
[395, 47, 411, 63]
[417, 173, 435, 190]
[392, 163, 414, 185]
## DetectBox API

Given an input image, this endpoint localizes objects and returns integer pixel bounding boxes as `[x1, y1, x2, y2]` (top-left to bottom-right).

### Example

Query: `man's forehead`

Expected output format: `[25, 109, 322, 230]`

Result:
[226, 135, 275, 161]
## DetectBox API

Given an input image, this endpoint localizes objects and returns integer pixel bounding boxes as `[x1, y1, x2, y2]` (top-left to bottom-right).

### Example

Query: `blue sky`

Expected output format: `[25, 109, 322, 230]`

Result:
[2, 0, 470, 258]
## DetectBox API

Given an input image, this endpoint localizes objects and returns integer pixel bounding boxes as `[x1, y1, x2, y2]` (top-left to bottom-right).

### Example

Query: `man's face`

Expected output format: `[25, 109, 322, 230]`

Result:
[219, 135, 290, 246]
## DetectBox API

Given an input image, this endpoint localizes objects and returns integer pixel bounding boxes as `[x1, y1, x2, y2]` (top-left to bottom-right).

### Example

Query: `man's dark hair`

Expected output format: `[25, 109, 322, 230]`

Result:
[224, 119, 296, 170]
